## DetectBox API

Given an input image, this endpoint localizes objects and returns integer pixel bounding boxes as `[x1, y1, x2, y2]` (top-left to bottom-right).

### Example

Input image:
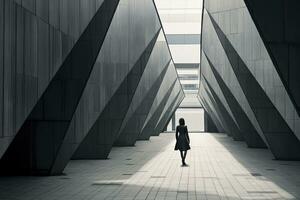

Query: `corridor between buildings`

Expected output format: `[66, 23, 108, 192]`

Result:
[2, 0, 300, 199]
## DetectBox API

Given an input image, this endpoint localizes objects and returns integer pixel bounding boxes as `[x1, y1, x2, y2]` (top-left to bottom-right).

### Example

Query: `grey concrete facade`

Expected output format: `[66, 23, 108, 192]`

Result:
[199, 0, 300, 159]
[115, 61, 183, 145]
[153, 90, 185, 136]
[244, 0, 300, 116]
[0, 0, 111, 160]
[0, 0, 120, 175]
[203, 111, 219, 133]
[72, 29, 161, 160]
[0, 0, 183, 175]
[139, 63, 184, 140]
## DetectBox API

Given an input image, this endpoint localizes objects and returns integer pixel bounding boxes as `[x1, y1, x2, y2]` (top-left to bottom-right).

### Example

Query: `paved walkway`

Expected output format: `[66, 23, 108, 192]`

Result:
[1, 133, 300, 200]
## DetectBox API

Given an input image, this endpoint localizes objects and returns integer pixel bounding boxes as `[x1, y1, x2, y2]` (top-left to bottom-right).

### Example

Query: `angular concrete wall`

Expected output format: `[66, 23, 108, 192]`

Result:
[138, 62, 184, 140]
[198, 89, 227, 134]
[0, 0, 109, 160]
[115, 60, 183, 145]
[153, 89, 185, 136]
[72, 29, 165, 158]
[0, 0, 120, 175]
[199, 0, 300, 159]
[204, 111, 219, 133]
[244, 0, 300, 115]
[204, 53, 266, 147]
[112, 31, 171, 146]
[198, 94, 224, 133]
[0, 0, 184, 175]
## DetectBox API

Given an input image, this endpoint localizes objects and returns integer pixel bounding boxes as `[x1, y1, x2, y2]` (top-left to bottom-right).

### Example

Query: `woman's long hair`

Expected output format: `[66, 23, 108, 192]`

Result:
[179, 118, 185, 126]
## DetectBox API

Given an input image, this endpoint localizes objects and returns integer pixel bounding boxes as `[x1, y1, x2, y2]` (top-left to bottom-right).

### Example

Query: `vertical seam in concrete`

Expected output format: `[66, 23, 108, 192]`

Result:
[199, 0, 205, 90]
[13, 2, 17, 135]
[1, 0, 4, 138]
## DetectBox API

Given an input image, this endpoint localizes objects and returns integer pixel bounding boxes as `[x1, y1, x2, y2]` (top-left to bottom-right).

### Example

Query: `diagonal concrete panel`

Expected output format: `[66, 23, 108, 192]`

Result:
[200, 9, 268, 147]
[154, 90, 185, 136]
[0, 0, 108, 160]
[153, 83, 184, 135]
[138, 79, 178, 140]
[198, 94, 224, 133]
[153, 81, 183, 131]
[204, 52, 266, 148]
[202, 77, 244, 141]
[117, 60, 170, 142]
[201, 83, 233, 137]
[197, 95, 224, 133]
[139, 62, 179, 137]
[71, 29, 161, 159]
[114, 31, 172, 146]
[198, 92, 224, 132]
[152, 89, 182, 136]
[198, 95, 224, 133]
[244, 0, 300, 116]
[115, 77, 177, 146]
[0, 0, 120, 175]
[200, 56, 240, 131]
[208, 12, 300, 159]
[50, 0, 162, 173]
[204, 3, 300, 143]
[161, 94, 185, 134]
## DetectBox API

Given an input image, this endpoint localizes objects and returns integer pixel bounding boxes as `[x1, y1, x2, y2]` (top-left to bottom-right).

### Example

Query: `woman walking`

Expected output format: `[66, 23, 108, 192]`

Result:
[174, 118, 190, 166]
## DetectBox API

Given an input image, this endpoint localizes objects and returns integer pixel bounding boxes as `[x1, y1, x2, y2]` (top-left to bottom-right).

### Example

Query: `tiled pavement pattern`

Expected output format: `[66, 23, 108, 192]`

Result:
[1, 133, 300, 200]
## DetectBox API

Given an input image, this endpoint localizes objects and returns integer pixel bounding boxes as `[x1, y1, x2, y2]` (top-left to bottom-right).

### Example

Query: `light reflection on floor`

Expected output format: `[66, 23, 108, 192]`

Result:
[0, 133, 299, 200]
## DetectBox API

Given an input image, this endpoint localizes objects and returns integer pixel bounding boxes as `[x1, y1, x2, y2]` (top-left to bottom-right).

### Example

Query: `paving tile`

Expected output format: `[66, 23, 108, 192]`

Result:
[0, 133, 300, 200]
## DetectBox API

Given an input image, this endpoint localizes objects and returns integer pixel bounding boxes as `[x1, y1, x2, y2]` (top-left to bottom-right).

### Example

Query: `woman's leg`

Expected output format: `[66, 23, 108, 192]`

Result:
[180, 151, 184, 164]
[183, 151, 187, 164]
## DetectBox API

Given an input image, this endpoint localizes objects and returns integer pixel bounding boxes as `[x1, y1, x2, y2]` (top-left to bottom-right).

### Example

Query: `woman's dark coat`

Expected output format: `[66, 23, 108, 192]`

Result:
[174, 125, 190, 151]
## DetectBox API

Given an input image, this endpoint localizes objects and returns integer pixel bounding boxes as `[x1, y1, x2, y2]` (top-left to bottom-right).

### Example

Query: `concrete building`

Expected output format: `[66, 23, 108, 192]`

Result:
[0, 0, 184, 175]
[199, 0, 300, 159]
[1, 0, 300, 199]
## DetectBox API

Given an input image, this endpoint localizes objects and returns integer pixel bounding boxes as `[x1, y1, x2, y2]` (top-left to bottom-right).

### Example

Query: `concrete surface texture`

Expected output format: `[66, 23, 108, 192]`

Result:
[199, 0, 300, 160]
[0, 0, 184, 175]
